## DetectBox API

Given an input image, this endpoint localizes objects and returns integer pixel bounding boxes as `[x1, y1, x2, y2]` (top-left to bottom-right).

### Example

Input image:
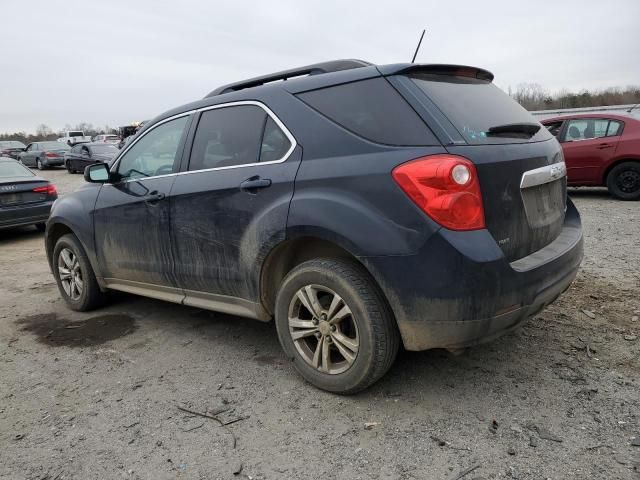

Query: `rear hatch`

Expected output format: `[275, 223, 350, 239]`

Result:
[398, 69, 566, 261]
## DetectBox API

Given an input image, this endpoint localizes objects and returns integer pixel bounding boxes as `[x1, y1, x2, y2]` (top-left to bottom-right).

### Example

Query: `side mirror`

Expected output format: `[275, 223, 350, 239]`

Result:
[84, 163, 110, 183]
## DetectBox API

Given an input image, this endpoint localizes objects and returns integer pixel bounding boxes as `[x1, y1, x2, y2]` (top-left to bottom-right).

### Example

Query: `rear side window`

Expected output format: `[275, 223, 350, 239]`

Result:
[260, 116, 292, 162]
[189, 105, 266, 171]
[296, 78, 437, 146]
[410, 74, 552, 145]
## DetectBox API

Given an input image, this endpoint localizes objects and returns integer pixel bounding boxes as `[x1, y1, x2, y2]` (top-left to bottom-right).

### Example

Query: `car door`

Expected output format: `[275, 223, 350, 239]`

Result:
[560, 118, 622, 184]
[20, 144, 37, 166]
[93, 114, 191, 296]
[67, 144, 82, 170]
[169, 103, 300, 312]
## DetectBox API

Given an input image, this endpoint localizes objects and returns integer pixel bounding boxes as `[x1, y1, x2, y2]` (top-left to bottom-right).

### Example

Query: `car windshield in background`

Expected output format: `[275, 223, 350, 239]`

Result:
[91, 145, 119, 154]
[0, 160, 34, 178]
[0, 141, 27, 149]
[409, 73, 552, 145]
[41, 142, 70, 150]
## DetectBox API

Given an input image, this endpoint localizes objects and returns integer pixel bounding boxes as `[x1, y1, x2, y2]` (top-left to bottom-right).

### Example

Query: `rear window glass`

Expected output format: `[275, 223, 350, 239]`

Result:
[296, 78, 438, 146]
[409, 74, 552, 145]
[0, 161, 33, 178]
[68, 132, 84, 137]
[41, 141, 70, 150]
[0, 141, 26, 149]
[91, 145, 119, 154]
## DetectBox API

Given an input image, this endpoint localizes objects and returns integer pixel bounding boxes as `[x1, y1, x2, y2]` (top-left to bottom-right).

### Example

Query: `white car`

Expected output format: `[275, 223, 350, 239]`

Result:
[93, 134, 120, 144]
[57, 131, 91, 145]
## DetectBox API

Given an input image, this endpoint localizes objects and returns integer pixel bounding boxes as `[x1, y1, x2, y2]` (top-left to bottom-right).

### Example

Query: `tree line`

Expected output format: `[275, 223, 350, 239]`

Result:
[508, 84, 640, 111]
[2, 85, 639, 143]
[0, 123, 117, 144]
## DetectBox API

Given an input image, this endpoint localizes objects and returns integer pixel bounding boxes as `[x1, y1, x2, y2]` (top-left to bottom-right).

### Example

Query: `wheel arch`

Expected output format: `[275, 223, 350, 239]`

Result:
[259, 233, 392, 321]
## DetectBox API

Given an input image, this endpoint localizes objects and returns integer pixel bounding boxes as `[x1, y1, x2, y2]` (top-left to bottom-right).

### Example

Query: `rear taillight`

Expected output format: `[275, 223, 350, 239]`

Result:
[392, 154, 485, 231]
[33, 184, 57, 196]
[45, 151, 59, 158]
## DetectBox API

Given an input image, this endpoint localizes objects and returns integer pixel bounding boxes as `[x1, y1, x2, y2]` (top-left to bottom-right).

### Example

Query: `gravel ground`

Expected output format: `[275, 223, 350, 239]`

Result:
[1, 168, 639, 479]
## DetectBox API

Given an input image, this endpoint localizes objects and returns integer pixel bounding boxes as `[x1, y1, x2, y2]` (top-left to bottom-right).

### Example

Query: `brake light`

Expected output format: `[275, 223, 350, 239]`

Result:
[33, 184, 57, 196]
[45, 151, 59, 158]
[392, 154, 485, 231]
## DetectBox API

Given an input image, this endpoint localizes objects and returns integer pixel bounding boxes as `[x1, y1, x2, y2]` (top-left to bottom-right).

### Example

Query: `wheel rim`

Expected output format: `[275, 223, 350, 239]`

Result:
[617, 169, 640, 194]
[288, 284, 359, 375]
[58, 248, 83, 300]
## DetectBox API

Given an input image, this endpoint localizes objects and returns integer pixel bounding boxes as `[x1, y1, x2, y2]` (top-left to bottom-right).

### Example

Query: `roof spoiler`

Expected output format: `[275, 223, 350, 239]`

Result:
[379, 63, 494, 82]
[205, 59, 373, 98]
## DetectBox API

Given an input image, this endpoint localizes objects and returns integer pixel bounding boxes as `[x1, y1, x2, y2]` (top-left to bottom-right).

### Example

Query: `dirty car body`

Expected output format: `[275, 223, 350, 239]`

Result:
[45, 59, 583, 392]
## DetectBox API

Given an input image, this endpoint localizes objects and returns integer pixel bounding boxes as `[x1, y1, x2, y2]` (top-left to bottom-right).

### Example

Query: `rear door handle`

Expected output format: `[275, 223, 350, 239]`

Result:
[240, 176, 272, 193]
[144, 191, 166, 203]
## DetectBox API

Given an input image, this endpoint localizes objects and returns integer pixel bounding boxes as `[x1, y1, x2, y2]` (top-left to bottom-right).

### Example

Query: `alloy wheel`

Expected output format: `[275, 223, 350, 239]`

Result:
[288, 284, 359, 375]
[58, 248, 83, 300]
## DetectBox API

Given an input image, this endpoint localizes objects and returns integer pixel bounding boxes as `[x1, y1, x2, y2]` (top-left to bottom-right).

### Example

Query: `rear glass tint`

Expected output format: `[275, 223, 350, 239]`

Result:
[409, 74, 552, 145]
[297, 78, 438, 146]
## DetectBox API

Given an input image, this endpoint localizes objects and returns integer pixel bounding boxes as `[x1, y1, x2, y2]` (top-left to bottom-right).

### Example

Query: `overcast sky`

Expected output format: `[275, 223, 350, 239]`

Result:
[1, 0, 639, 133]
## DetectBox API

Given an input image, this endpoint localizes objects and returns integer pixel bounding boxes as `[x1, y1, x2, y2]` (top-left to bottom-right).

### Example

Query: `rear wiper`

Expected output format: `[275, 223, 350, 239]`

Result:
[486, 123, 541, 138]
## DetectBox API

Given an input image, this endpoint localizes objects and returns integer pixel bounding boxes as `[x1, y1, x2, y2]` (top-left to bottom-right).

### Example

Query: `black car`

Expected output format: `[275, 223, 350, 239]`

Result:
[18, 141, 70, 170]
[0, 157, 58, 231]
[64, 143, 119, 174]
[45, 60, 583, 393]
[0, 140, 27, 160]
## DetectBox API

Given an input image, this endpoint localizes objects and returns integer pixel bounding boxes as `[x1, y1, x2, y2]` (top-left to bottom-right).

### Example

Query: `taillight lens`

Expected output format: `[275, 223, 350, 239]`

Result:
[45, 151, 59, 158]
[33, 184, 57, 196]
[392, 154, 485, 231]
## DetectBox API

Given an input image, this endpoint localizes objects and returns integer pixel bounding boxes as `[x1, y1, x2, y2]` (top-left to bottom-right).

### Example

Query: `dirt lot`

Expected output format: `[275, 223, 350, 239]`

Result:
[1, 168, 639, 479]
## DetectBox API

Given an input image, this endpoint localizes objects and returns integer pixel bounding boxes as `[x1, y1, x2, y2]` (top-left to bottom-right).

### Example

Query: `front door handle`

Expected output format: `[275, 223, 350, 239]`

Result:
[240, 176, 272, 193]
[144, 191, 166, 203]
[597, 143, 613, 149]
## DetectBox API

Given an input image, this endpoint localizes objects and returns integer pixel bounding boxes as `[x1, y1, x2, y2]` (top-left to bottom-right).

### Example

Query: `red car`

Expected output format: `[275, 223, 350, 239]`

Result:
[542, 114, 640, 200]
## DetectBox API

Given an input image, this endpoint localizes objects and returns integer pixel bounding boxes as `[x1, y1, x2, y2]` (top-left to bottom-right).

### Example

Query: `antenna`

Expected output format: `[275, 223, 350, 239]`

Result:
[411, 29, 426, 63]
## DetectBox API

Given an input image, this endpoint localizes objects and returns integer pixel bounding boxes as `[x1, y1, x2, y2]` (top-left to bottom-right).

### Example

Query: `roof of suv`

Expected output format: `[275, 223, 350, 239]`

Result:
[140, 60, 495, 137]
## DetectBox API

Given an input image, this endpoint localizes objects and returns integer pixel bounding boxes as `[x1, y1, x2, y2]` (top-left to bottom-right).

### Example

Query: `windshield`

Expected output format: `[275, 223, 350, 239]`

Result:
[409, 74, 552, 145]
[91, 145, 119, 154]
[41, 141, 70, 150]
[0, 141, 27, 149]
[0, 161, 34, 178]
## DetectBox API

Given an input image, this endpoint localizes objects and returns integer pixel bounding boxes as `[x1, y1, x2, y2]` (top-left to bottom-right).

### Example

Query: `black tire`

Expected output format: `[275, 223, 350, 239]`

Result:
[35, 223, 46, 232]
[606, 161, 640, 200]
[52, 233, 107, 311]
[66, 161, 74, 174]
[274, 258, 399, 394]
[36, 157, 44, 170]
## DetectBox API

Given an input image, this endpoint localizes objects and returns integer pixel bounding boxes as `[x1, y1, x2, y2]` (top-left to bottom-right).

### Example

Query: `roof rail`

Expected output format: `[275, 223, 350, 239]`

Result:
[205, 59, 372, 98]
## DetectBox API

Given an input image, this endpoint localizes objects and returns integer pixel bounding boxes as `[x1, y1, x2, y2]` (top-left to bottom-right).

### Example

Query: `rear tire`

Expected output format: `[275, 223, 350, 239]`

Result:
[66, 161, 74, 174]
[36, 158, 44, 170]
[52, 234, 107, 311]
[606, 161, 640, 200]
[274, 258, 399, 394]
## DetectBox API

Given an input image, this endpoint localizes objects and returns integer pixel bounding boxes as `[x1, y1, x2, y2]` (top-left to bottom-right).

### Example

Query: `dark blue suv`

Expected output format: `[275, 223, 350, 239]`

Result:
[45, 60, 583, 393]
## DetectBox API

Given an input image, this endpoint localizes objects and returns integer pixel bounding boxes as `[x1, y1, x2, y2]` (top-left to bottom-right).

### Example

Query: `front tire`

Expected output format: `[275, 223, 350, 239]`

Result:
[52, 234, 106, 311]
[275, 258, 399, 394]
[606, 161, 640, 200]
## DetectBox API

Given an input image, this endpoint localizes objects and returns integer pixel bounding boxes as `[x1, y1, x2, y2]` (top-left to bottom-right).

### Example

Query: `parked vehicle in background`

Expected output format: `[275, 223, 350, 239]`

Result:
[57, 131, 91, 145]
[46, 59, 583, 393]
[93, 134, 120, 144]
[64, 143, 119, 173]
[18, 141, 70, 170]
[0, 140, 27, 160]
[542, 114, 640, 200]
[0, 157, 57, 231]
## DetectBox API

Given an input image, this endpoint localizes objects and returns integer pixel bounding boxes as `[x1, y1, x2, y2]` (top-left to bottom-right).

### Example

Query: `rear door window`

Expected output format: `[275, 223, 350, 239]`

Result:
[409, 74, 552, 145]
[563, 119, 616, 141]
[188, 105, 268, 171]
[296, 78, 438, 146]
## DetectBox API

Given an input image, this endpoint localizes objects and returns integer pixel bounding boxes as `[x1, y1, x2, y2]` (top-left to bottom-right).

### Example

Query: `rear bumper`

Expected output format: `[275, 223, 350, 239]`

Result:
[42, 157, 64, 167]
[360, 199, 583, 351]
[0, 202, 53, 229]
